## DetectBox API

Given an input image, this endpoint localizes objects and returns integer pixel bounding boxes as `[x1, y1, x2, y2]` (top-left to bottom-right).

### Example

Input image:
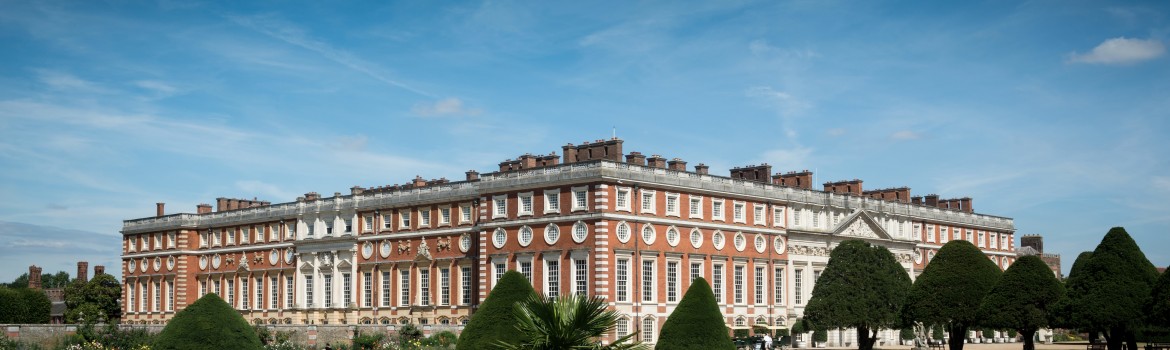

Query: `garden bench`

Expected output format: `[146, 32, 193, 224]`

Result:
[929, 340, 946, 350]
[1146, 343, 1170, 350]
[1087, 343, 1106, 350]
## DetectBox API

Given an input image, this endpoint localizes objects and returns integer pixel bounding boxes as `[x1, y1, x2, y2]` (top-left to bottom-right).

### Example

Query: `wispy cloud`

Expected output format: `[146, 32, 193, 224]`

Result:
[411, 97, 482, 117]
[761, 146, 814, 171]
[225, 14, 434, 97]
[1068, 37, 1166, 65]
[891, 130, 921, 140]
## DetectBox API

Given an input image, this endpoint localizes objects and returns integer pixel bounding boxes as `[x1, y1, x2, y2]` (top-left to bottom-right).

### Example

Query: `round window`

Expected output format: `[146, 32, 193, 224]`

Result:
[459, 234, 472, 253]
[712, 231, 725, 250]
[615, 222, 630, 243]
[167, 256, 176, 270]
[381, 241, 392, 258]
[641, 225, 656, 245]
[362, 242, 374, 259]
[754, 234, 766, 253]
[519, 226, 533, 246]
[572, 222, 588, 243]
[733, 232, 746, 251]
[544, 224, 560, 244]
[690, 229, 703, 248]
[666, 227, 679, 246]
[493, 228, 507, 249]
[270, 249, 280, 265]
[774, 236, 787, 255]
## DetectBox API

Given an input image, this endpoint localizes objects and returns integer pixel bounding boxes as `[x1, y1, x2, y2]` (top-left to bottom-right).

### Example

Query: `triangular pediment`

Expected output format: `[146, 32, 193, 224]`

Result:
[832, 211, 892, 240]
[336, 259, 352, 269]
[298, 261, 315, 272]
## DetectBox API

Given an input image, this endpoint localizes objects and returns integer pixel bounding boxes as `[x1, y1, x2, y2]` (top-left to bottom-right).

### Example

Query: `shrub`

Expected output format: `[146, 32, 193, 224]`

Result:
[931, 324, 944, 340]
[901, 328, 916, 340]
[352, 331, 384, 350]
[456, 270, 536, 350]
[655, 278, 733, 350]
[430, 331, 458, 347]
[153, 293, 263, 350]
[813, 329, 828, 342]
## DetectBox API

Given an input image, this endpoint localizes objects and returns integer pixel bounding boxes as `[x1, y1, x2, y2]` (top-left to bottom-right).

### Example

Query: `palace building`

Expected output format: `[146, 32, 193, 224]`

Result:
[120, 138, 1016, 345]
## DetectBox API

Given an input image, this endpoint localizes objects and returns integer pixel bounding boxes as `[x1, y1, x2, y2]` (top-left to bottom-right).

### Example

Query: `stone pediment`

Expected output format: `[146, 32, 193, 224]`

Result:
[832, 211, 892, 240]
[336, 259, 352, 269]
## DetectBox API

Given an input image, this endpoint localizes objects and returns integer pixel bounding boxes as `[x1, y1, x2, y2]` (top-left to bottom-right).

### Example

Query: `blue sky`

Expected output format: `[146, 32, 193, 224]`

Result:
[1, 1, 1168, 282]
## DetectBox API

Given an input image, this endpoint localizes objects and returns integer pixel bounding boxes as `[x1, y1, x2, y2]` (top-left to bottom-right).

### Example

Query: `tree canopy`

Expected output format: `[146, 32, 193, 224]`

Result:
[0, 287, 51, 323]
[656, 277, 734, 350]
[458, 270, 538, 350]
[1064, 227, 1158, 350]
[153, 293, 262, 350]
[3, 271, 70, 289]
[64, 273, 122, 323]
[979, 255, 1064, 350]
[497, 293, 647, 350]
[903, 240, 1001, 350]
[1150, 268, 1170, 328]
[803, 240, 911, 350]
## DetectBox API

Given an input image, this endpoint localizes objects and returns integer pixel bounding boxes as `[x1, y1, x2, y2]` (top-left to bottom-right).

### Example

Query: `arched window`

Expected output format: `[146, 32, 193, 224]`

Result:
[642, 317, 656, 343]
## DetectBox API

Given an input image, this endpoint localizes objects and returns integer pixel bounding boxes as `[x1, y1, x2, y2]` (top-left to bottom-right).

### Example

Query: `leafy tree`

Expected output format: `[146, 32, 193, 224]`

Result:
[458, 270, 538, 350]
[803, 240, 912, 350]
[1065, 228, 1158, 350]
[5, 273, 29, 289]
[64, 273, 122, 323]
[1150, 268, 1170, 328]
[43, 271, 72, 289]
[496, 293, 647, 350]
[153, 293, 263, 350]
[656, 278, 734, 350]
[0, 287, 24, 323]
[979, 255, 1064, 350]
[903, 240, 1001, 350]
[0, 286, 51, 323]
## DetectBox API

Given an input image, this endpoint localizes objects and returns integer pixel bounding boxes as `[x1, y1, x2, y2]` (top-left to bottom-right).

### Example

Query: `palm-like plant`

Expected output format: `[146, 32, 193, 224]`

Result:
[494, 294, 648, 350]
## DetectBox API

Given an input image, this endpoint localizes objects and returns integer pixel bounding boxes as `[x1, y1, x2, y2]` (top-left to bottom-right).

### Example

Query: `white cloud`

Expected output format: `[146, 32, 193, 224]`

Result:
[826, 128, 846, 137]
[746, 86, 809, 118]
[35, 69, 109, 93]
[1068, 37, 1166, 65]
[134, 80, 178, 95]
[1153, 176, 1170, 193]
[891, 130, 921, 140]
[412, 97, 482, 117]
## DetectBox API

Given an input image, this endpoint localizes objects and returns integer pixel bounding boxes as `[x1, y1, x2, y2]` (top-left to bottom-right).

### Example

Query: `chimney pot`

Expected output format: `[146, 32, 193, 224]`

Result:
[156, 202, 165, 217]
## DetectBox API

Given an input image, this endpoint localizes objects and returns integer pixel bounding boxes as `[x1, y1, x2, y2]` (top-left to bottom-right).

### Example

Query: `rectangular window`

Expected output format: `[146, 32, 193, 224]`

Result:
[990, 232, 998, 249]
[214, 280, 221, 296]
[461, 266, 472, 305]
[495, 262, 506, 285]
[285, 278, 294, 309]
[200, 280, 206, 297]
[754, 266, 764, 305]
[733, 265, 744, 304]
[440, 207, 451, 225]
[399, 270, 410, 307]
[573, 187, 588, 211]
[712, 200, 725, 220]
[966, 229, 974, 242]
[153, 281, 161, 311]
[325, 220, 334, 235]
[574, 258, 588, 296]
[461, 205, 473, 223]
[754, 205, 766, 226]
[546, 260, 560, 298]
[363, 216, 373, 232]
[382, 214, 393, 230]
[401, 210, 412, 229]
[419, 269, 430, 306]
[381, 271, 391, 307]
[363, 272, 372, 307]
[773, 207, 785, 227]
[519, 193, 533, 215]
[168, 280, 175, 311]
[227, 280, 235, 306]
[774, 267, 785, 304]
[141, 281, 148, 312]
[419, 210, 430, 227]
[665, 193, 679, 216]
[792, 209, 801, 226]
[323, 274, 332, 308]
[642, 260, 655, 302]
[168, 232, 176, 249]
[642, 318, 655, 343]
[270, 276, 279, 309]
[734, 202, 745, 222]
[667, 261, 678, 302]
[343, 218, 352, 233]
[690, 262, 701, 283]
[640, 190, 655, 213]
[255, 277, 263, 310]
[493, 196, 507, 218]
[286, 276, 294, 308]
[926, 224, 935, 243]
[439, 268, 450, 306]
[129, 284, 136, 313]
[794, 268, 803, 304]
[616, 258, 628, 302]
[689, 197, 702, 218]
[811, 210, 819, 228]
[545, 190, 560, 213]
[712, 264, 724, 304]
[227, 229, 236, 245]
[521, 261, 533, 282]
[155, 233, 163, 249]
[616, 188, 630, 211]
[289, 223, 298, 239]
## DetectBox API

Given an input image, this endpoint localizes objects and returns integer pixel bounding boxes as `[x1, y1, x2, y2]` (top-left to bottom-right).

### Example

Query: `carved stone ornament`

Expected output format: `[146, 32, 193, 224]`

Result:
[419, 239, 430, 253]
[436, 237, 451, 252]
[253, 253, 264, 264]
[790, 244, 830, 257]
[398, 240, 411, 254]
[225, 255, 236, 265]
[897, 253, 914, 264]
[842, 219, 878, 238]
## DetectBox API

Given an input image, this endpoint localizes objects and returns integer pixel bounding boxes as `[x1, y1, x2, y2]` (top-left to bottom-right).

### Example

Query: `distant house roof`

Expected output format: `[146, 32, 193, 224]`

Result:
[1016, 246, 1040, 256]
[51, 301, 66, 316]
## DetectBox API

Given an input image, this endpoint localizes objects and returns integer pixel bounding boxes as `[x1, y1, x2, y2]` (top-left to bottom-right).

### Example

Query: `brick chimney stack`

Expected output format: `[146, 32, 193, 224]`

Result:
[94, 265, 105, 276]
[924, 194, 939, 207]
[959, 197, 973, 213]
[646, 155, 668, 169]
[197, 204, 213, 214]
[731, 164, 773, 183]
[466, 170, 479, 181]
[156, 202, 165, 217]
[77, 261, 89, 283]
[774, 170, 814, 189]
[625, 152, 647, 166]
[911, 196, 923, 205]
[29, 265, 42, 290]
[694, 163, 709, 175]
[823, 179, 864, 195]
[667, 158, 687, 172]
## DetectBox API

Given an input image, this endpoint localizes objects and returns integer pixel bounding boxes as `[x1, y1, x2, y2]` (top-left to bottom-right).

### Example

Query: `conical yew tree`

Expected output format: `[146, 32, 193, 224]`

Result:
[457, 270, 537, 350]
[153, 293, 262, 350]
[656, 277, 733, 350]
